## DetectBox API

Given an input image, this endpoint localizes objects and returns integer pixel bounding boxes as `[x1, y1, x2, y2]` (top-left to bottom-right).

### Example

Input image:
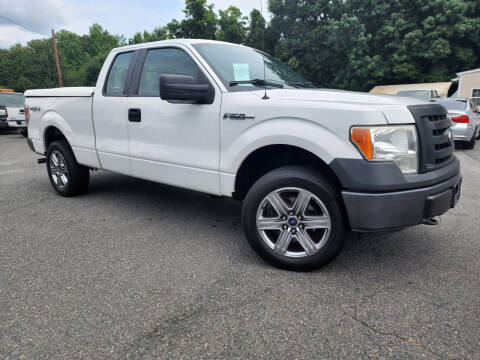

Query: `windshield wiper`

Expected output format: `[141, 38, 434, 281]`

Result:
[229, 79, 284, 88]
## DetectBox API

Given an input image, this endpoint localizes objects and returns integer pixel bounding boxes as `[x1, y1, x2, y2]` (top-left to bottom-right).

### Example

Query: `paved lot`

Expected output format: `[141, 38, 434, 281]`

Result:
[1, 130, 479, 359]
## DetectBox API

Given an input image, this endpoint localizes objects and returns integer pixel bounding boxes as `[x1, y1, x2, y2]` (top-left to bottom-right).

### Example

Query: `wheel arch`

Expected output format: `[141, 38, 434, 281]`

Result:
[44, 125, 71, 152]
[233, 144, 342, 201]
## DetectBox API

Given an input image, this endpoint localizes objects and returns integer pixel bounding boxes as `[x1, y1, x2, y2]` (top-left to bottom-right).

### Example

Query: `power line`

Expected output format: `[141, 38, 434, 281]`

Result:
[0, 14, 50, 37]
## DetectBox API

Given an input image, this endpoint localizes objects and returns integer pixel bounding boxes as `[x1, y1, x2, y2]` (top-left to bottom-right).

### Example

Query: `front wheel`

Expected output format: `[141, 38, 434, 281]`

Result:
[241, 166, 346, 271]
[46, 140, 90, 197]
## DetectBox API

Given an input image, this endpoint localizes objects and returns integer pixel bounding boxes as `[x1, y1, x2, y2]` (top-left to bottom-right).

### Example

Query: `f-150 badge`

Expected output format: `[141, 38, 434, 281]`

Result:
[223, 113, 255, 120]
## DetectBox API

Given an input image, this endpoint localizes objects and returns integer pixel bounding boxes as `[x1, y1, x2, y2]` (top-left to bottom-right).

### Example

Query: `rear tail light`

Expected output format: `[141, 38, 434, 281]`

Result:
[24, 106, 30, 125]
[451, 115, 469, 123]
[5, 107, 8, 119]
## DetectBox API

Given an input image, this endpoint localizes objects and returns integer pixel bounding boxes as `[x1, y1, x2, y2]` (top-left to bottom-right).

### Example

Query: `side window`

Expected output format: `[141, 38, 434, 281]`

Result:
[105, 52, 134, 96]
[138, 48, 199, 97]
[473, 89, 480, 108]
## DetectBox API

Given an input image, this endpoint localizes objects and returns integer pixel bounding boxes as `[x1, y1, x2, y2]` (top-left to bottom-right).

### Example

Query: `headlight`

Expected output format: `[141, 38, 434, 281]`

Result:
[350, 125, 418, 174]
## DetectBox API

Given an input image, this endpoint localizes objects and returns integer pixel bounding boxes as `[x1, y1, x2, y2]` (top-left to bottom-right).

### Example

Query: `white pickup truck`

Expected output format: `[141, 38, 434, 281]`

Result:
[25, 39, 461, 271]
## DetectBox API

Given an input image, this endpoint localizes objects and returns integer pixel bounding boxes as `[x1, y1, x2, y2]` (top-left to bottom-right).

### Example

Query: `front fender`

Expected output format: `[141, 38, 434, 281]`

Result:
[220, 117, 363, 175]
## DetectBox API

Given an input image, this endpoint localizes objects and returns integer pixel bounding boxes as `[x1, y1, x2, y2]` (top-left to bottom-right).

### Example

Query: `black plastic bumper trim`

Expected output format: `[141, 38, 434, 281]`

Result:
[342, 174, 462, 232]
[330, 157, 460, 193]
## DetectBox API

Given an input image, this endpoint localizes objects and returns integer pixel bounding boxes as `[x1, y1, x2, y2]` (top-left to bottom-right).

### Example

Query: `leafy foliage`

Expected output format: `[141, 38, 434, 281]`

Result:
[217, 6, 247, 43]
[0, 0, 479, 93]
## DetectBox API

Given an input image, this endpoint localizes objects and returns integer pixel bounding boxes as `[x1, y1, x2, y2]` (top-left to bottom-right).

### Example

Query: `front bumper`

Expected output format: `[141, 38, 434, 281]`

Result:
[343, 174, 462, 232]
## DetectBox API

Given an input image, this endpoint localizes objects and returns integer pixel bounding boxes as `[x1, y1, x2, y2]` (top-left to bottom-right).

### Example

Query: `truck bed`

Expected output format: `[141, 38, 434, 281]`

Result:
[25, 87, 100, 168]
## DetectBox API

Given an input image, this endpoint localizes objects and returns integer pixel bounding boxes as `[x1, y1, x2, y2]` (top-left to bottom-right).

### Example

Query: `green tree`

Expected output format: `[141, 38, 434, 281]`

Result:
[168, 0, 218, 39]
[217, 6, 247, 43]
[246, 9, 266, 50]
[268, 0, 480, 90]
[128, 27, 169, 44]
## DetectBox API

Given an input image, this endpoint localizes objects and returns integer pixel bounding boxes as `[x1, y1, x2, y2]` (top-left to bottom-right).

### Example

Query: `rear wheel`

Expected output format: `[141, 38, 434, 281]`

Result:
[465, 128, 477, 149]
[46, 140, 90, 197]
[19, 128, 28, 137]
[242, 166, 346, 271]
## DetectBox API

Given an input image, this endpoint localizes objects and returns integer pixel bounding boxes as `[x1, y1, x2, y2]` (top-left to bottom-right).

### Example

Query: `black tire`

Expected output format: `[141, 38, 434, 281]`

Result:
[46, 140, 90, 197]
[465, 129, 476, 149]
[19, 128, 28, 137]
[241, 166, 346, 271]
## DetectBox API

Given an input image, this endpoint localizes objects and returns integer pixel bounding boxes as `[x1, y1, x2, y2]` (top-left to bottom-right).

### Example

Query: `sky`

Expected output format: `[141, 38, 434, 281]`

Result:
[0, 0, 268, 49]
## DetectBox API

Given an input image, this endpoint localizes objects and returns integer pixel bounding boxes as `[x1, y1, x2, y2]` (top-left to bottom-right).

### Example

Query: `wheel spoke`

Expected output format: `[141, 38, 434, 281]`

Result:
[267, 192, 290, 217]
[258, 218, 284, 230]
[302, 216, 331, 229]
[51, 153, 59, 167]
[293, 189, 311, 215]
[60, 174, 68, 185]
[274, 230, 292, 254]
[295, 228, 317, 255]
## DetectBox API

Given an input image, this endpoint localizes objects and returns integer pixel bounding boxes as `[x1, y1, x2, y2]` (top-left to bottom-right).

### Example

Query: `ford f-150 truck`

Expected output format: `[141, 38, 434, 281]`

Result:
[25, 39, 461, 271]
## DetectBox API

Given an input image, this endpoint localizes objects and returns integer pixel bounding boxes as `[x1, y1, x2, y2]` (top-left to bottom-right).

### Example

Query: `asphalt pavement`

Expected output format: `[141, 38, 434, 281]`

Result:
[1, 130, 479, 359]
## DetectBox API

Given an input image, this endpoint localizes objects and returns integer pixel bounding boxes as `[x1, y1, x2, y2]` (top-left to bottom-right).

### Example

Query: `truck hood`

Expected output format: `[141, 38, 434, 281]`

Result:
[252, 88, 428, 106]
[252, 88, 429, 124]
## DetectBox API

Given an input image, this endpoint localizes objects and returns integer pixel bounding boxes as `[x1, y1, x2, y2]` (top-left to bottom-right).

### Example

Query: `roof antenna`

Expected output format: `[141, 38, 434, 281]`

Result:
[260, 0, 270, 100]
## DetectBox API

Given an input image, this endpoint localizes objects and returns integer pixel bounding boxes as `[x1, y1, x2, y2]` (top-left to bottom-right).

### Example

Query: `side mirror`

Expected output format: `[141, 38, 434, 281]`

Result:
[159, 74, 215, 104]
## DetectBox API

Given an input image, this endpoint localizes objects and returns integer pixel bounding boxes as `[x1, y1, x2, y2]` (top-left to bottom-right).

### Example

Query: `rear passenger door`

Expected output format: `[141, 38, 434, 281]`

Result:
[126, 46, 222, 194]
[93, 51, 137, 175]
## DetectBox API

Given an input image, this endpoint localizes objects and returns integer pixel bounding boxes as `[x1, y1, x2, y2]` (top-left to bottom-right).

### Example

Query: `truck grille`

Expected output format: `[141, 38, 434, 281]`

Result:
[408, 104, 454, 173]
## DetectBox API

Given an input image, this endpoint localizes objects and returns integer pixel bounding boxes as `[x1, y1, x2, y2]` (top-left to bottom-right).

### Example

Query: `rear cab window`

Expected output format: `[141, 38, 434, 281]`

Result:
[0, 93, 25, 108]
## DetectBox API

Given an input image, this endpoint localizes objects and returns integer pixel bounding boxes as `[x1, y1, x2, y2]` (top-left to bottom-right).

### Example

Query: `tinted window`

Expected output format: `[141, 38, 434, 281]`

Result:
[105, 52, 134, 96]
[435, 100, 467, 111]
[396, 90, 430, 100]
[472, 89, 480, 97]
[0, 93, 24, 107]
[138, 48, 198, 97]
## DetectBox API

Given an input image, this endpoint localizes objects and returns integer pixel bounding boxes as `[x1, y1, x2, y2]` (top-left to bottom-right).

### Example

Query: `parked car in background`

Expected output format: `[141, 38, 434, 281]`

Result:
[0, 105, 7, 129]
[396, 89, 441, 101]
[433, 98, 479, 149]
[0, 90, 27, 136]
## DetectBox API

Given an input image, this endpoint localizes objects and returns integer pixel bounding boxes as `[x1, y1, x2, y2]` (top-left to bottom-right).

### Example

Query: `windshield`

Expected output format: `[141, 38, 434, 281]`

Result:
[396, 90, 430, 100]
[434, 100, 467, 111]
[193, 43, 316, 90]
[0, 93, 25, 108]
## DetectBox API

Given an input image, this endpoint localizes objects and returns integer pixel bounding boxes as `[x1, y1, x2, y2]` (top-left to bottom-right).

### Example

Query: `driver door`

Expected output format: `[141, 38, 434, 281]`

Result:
[126, 46, 222, 194]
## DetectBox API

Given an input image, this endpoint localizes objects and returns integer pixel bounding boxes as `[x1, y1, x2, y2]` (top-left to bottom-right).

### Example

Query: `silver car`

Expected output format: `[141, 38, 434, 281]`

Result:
[397, 89, 440, 101]
[433, 98, 479, 149]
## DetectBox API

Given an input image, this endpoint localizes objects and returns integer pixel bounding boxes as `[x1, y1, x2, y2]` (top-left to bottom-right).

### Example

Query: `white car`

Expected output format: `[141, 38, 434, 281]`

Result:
[0, 92, 27, 136]
[0, 106, 7, 129]
[25, 40, 462, 271]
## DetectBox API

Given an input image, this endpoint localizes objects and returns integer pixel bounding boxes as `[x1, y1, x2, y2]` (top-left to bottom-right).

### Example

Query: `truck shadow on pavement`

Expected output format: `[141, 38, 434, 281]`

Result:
[83, 171, 440, 275]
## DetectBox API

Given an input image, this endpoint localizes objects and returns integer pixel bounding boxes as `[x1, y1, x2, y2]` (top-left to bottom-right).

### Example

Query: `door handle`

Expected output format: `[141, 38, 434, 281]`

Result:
[128, 108, 141, 122]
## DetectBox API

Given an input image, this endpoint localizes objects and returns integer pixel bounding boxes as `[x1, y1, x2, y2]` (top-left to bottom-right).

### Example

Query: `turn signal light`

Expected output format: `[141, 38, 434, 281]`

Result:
[351, 128, 373, 159]
[451, 115, 469, 123]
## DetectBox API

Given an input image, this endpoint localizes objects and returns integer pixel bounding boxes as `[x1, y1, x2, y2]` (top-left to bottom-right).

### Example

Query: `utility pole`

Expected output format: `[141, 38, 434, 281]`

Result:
[51, 29, 63, 87]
